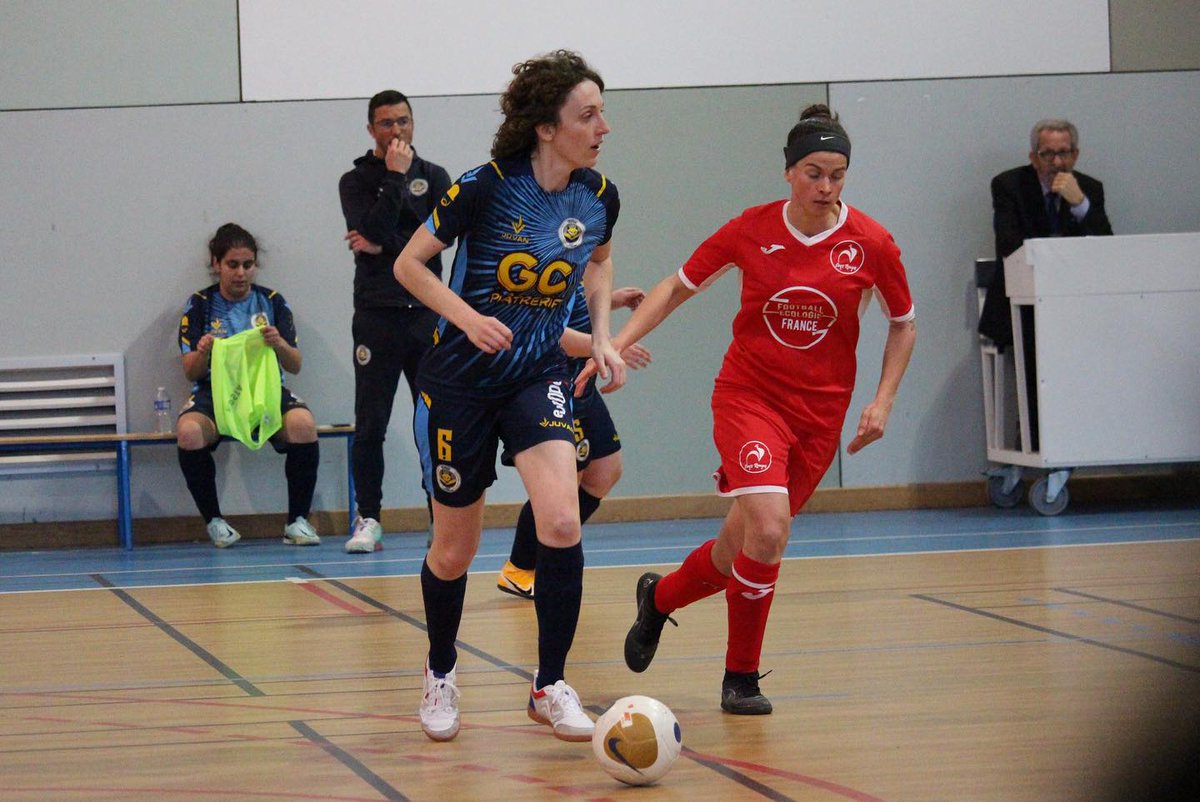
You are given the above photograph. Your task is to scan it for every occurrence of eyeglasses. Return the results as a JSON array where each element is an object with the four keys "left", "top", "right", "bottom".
[
  {"left": 373, "top": 117, "right": 410, "bottom": 129},
  {"left": 1036, "top": 148, "right": 1076, "bottom": 161}
]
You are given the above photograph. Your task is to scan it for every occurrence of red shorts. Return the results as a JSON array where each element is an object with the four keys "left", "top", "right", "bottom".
[{"left": 710, "top": 390, "right": 840, "bottom": 516}]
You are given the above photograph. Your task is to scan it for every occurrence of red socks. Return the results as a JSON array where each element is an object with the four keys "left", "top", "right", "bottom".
[
  {"left": 653, "top": 541, "right": 781, "bottom": 674},
  {"left": 725, "top": 552, "right": 779, "bottom": 674},
  {"left": 654, "top": 539, "right": 728, "bottom": 613}
]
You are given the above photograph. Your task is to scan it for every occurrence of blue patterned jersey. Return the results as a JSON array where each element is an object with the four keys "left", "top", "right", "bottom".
[
  {"left": 420, "top": 156, "right": 619, "bottom": 396},
  {"left": 178, "top": 283, "right": 295, "bottom": 393},
  {"left": 563, "top": 285, "right": 602, "bottom": 399}
]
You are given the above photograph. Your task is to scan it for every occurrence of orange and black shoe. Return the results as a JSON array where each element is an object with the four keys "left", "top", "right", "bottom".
[{"left": 497, "top": 560, "right": 535, "bottom": 599}]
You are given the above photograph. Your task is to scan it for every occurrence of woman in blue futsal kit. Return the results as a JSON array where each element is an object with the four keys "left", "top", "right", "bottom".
[{"left": 393, "top": 50, "right": 625, "bottom": 743}]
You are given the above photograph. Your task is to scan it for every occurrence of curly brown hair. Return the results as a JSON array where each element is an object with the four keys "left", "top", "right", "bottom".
[{"left": 491, "top": 50, "right": 604, "bottom": 160}]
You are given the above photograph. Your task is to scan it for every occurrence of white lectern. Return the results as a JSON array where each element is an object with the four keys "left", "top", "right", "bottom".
[{"left": 980, "top": 233, "right": 1200, "bottom": 513}]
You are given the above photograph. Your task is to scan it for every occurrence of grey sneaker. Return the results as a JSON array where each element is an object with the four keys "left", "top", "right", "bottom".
[
  {"left": 720, "top": 669, "right": 773, "bottom": 715},
  {"left": 345, "top": 516, "right": 383, "bottom": 553},
  {"left": 206, "top": 517, "right": 241, "bottom": 549},
  {"left": 283, "top": 516, "right": 320, "bottom": 546}
]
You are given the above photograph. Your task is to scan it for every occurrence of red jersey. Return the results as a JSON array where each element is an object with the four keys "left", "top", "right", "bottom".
[{"left": 680, "top": 199, "right": 914, "bottom": 431}]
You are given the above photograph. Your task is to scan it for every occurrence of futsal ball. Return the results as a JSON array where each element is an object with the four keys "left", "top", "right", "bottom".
[{"left": 592, "top": 695, "right": 682, "bottom": 786}]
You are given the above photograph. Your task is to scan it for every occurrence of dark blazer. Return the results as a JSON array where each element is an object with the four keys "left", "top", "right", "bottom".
[{"left": 978, "top": 164, "right": 1113, "bottom": 346}]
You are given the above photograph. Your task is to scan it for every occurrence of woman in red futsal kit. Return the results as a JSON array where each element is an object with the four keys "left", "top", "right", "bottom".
[{"left": 586, "top": 104, "right": 917, "bottom": 714}]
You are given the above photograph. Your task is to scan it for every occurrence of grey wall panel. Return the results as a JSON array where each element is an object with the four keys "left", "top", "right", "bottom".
[
  {"left": 1111, "top": 0, "right": 1200, "bottom": 72},
  {"left": 830, "top": 71, "right": 1200, "bottom": 488},
  {"left": 0, "top": 0, "right": 239, "bottom": 110},
  {"left": 239, "top": 0, "right": 1110, "bottom": 100}
]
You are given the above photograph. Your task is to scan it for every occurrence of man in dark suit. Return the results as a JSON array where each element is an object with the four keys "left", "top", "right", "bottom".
[{"left": 978, "top": 118, "right": 1113, "bottom": 448}]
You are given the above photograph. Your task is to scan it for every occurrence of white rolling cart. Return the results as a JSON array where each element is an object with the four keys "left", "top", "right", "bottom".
[{"left": 978, "top": 233, "right": 1200, "bottom": 514}]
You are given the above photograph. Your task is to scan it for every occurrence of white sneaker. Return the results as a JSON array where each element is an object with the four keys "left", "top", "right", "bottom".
[
  {"left": 346, "top": 516, "right": 383, "bottom": 553},
  {"left": 527, "top": 674, "right": 594, "bottom": 742},
  {"left": 206, "top": 517, "right": 241, "bottom": 549},
  {"left": 420, "top": 661, "right": 460, "bottom": 742},
  {"left": 283, "top": 516, "right": 320, "bottom": 546}
]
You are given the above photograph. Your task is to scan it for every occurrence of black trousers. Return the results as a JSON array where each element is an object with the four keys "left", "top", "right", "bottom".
[{"left": 351, "top": 306, "right": 438, "bottom": 519}]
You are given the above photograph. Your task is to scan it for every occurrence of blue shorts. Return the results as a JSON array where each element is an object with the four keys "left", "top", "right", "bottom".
[
  {"left": 500, "top": 387, "right": 621, "bottom": 471},
  {"left": 415, "top": 377, "right": 576, "bottom": 507},
  {"left": 179, "top": 385, "right": 309, "bottom": 453}
]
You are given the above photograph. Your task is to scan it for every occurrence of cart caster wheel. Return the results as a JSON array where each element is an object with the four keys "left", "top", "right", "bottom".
[
  {"left": 987, "top": 474, "right": 1024, "bottom": 508},
  {"left": 1029, "top": 476, "right": 1069, "bottom": 516}
]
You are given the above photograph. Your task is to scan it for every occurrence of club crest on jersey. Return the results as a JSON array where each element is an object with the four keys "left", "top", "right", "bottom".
[
  {"left": 830, "top": 240, "right": 865, "bottom": 275},
  {"left": 252, "top": 313, "right": 269, "bottom": 328},
  {"left": 576, "top": 438, "right": 591, "bottom": 463},
  {"left": 355, "top": 344, "right": 371, "bottom": 366},
  {"left": 558, "top": 218, "right": 586, "bottom": 249},
  {"left": 408, "top": 178, "right": 429, "bottom": 197},
  {"left": 436, "top": 464, "right": 462, "bottom": 493},
  {"left": 739, "top": 440, "right": 772, "bottom": 474},
  {"left": 761, "top": 286, "right": 838, "bottom": 350}
]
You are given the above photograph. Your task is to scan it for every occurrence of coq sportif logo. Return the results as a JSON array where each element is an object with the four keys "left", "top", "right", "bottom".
[{"left": 739, "top": 440, "right": 771, "bottom": 474}]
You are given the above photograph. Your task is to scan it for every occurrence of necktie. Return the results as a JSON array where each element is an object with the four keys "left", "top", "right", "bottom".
[{"left": 1045, "top": 193, "right": 1060, "bottom": 234}]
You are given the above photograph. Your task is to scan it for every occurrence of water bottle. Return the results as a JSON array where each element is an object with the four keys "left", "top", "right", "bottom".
[{"left": 154, "top": 387, "right": 172, "bottom": 434}]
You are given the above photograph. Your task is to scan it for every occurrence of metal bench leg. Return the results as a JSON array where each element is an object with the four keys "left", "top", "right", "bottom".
[{"left": 117, "top": 441, "right": 133, "bottom": 550}]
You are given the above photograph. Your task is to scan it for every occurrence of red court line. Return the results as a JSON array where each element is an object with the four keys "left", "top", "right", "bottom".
[{"left": 293, "top": 581, "right": 372, "bottom": 615}]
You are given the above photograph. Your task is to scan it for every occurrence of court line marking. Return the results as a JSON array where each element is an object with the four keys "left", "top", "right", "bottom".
[
  {"left": 1051, "top": 587, "right": 1200, "bottom": 625},
  {"left": 289, "top": 720, "right": 409, "bottom": 802},
  {"left": 89, "top": 573, "right": 266, "bottom": 696},
  {"left": 687, "top": 746, "right": 889, "bottom": 802},
  {"left": 912, "top": 593, "right": 1200, "bottom": 673}
]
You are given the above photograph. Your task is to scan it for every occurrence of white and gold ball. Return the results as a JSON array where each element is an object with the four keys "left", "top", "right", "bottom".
[{"left": 592, "top": 695, "right": 682, "bottom": 786}]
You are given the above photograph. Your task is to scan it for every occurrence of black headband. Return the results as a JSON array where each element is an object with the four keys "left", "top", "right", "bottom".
[{"left": 784, "top": 131, "right": 851, "bottom": 168}]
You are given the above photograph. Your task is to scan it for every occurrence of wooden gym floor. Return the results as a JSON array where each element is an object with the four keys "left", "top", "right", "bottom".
[{"left": 1, "top": 502, "right": 1198, "bottom": 801}]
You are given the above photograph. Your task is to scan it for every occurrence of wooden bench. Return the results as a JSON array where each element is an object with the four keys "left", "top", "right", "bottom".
[{"left": 0, "top": 425, "right": 356, "bottom": 550}]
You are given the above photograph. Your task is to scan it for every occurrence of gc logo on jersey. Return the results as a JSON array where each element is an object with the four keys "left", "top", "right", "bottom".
[
  {"left": 355, "top": 344, "right": 371, "bottom": 366},
  {"left": 761, "top": 286, "right": 838, "bottom": 350},
  {"left": 252, "top": 312, "right": 269, "bottom": 328},
  {"left": 436, "top": 464, "right": 462, "bottom": 493},
  {"left": 409, "top": 178, "right": 429, "bottom": 197},
  {"left": 492, "top": 253, "right": 572, "bottom": 308},
  {"left": 739, "top": 441, "right": 772, "bottom": 474},
  {"left": 558, "top": 218, "right": 586, "bottom": 249},
  {"left": 830, "top": 240, "right": 865, "bottom": 275}
]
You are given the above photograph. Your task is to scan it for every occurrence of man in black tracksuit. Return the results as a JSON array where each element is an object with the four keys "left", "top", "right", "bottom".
[{"left": 339, "top": 90, "right": 451, "bottom": 553}]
